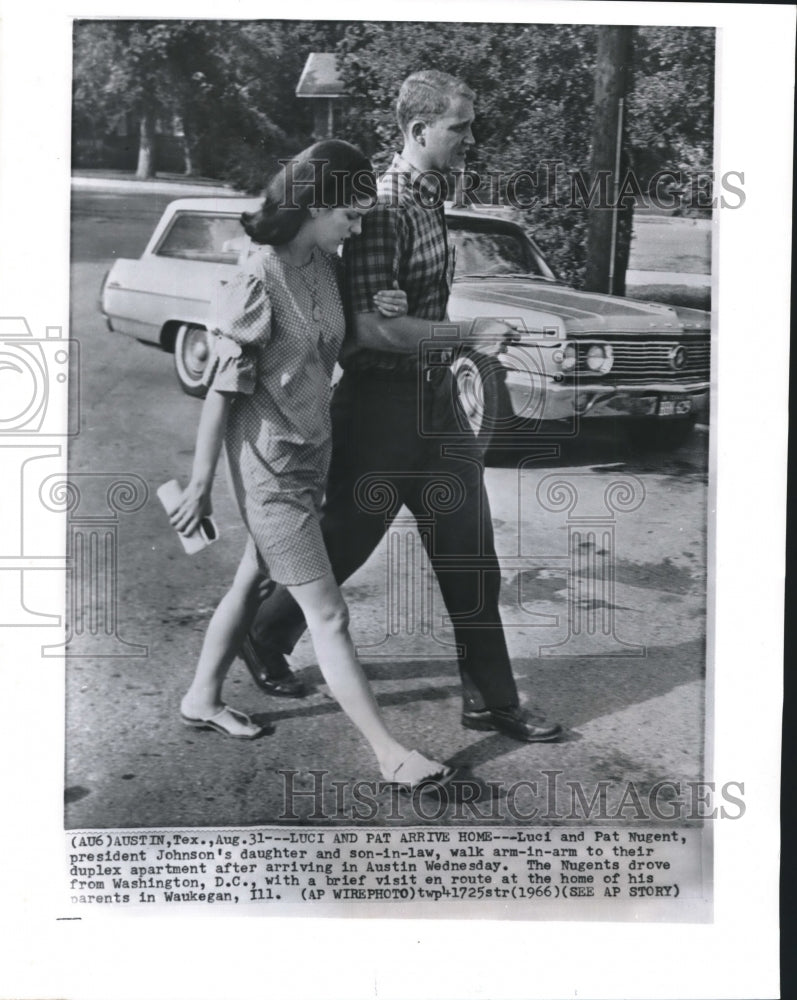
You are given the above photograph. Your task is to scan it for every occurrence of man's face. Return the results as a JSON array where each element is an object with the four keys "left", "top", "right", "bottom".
[{"left": 420, "top": 95, "right": 475, "bottom": 173}]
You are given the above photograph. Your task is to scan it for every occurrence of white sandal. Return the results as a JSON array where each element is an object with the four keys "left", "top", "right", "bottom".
[
  {"left": 383, "top": 750, "right": 455, "bottom": 793},
  {"left": 180, "top": 704, "right": 265, "bottom": 740}
]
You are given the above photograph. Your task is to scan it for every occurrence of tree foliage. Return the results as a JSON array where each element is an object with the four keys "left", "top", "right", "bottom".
[
  {"left": 73, "top": 22, "right": 224, "bottom": 176},
  {"left": 72, "top": 19, "right": 715, "bottom": 282},
  {"left": 627, "top": 27, "right": 715, "bottom": 193},
  {"left": 335, "top": 22, "right": 535, "bottom": 166},
  {"left": 73, "top": 20, "right": 344, "bottom": 183}
]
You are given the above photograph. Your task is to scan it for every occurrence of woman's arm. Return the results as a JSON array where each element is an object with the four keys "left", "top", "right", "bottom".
[{"left": 169, "top": 388, "right": 231, "bottom": 537}]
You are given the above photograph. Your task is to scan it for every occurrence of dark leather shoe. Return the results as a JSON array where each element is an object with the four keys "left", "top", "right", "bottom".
[
  {"left": 240, "top": 636, "right": 307, "bottom": 698},
  {"left": 462, "top": 706, "right": 562, "bottom": 743}
]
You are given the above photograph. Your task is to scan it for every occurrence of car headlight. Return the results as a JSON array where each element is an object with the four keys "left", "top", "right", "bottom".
[
  {"left": 555, "top": 343, "right": 577, "bottom": 372},
  {"left": 585, "top": 343, "right": 613, "bottom": 374}
]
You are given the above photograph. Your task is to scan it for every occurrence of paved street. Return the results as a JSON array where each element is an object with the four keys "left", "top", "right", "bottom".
[{"left": 64, "top": 185, "right": 709, "bottom": 829}]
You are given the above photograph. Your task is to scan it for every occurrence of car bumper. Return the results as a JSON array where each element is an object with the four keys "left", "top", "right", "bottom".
[{"left": 504, "top": 370, "right": 710, "bottom": 424}]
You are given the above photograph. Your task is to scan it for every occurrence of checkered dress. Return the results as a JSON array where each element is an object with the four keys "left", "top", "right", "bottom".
[
  {"left": 343, "top": 153, "right": 455, "bottom": 370},
  {"left": 203, "top": 246, "right": 345, "bottom": 585}
]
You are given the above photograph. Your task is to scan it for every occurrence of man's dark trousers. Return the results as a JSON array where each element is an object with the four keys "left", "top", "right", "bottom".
[{"left": 248, "top": 365, "right": 520, "bottom": 712}]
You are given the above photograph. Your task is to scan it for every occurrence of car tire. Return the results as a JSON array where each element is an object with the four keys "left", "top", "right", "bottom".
[
  {"left": 174, "top": 323, "right": 211, "bottom": 397},
  {"left": 451, "top": 353, "right": 512, "bottom": 453},
  {"left": 627, "top": 416, "right": 697, "bottom": 451}
]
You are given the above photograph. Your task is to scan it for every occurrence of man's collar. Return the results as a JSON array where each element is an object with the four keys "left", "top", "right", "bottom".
[{"left": 382, "top": 152, "right": 447, "bottom": 206}]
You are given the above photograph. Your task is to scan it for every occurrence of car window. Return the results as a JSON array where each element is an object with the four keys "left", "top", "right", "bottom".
[
  {"left": 155, "top": 212, "right": 244, "bottom": 263},
  {"left": 447, "top": 217, "right": 554, "bottom": 278}
]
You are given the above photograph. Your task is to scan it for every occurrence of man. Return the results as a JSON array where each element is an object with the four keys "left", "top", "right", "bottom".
[{"left": 242, "top": 70, "right": 561, "bottom": 743}]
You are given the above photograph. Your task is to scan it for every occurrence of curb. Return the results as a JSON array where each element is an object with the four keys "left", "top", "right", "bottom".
[
  {"left": 626, "top": 269, "right": 711, "bottom": 286},
  {"left": 633, "top": 215, "right": 713, "bottom": 231}
]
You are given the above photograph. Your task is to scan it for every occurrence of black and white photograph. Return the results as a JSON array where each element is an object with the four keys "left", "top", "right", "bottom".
[
  {"left": 64, "top": 17, "right": 718, "bottom": 832},
  {"left": 0, "top": 2, "right": 790, "bottom": 998}
]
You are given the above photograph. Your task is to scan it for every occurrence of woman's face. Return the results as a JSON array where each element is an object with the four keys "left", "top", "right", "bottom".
[{"left": 312, "top": 203, "right": 371, "bottom": 253}]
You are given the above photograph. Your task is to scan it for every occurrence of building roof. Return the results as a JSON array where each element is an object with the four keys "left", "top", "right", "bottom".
[{"left": 295, "top": 52, "right": 345, "bottom": 99}]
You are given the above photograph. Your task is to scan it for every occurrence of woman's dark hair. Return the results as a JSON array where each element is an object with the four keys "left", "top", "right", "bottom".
[{"left": 242, "top": 140, "right": 376, "bottom": 246}]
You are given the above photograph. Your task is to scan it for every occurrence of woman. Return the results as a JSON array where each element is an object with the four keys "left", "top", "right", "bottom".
[{"left": 169, "top": 140, "right": 451, "bottom": 792}]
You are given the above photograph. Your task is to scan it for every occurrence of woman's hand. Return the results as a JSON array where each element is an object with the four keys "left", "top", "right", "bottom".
[
  {"left": 169, "top": 480, "right": 212, "bottom": 538},
  {"left": 373, "top": 286, "right": 408, "bottom": 318}
]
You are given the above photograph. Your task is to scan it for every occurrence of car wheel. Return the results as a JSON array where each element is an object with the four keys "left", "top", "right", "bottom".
[
  {"left": 451, "top": 353, "right": 511, "bottom": 451},
  {"left": 627, "top": 416, "right": 697, "bottom": 451},
  {"left": 174, "top": 324, "right": 211, "bottom": 397}
]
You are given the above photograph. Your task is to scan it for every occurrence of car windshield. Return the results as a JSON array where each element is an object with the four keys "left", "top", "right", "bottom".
[
  {"left": 447, "top": 217, "right": 553, "bottom": 279},
  {"left": 155, "top": 212, "right": 245, "bottom": 264}
]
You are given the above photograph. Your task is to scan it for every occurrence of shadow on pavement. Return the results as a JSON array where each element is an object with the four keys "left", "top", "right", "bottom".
[{"left": 485, "top": 418, "right": 708, "bottom": 478}]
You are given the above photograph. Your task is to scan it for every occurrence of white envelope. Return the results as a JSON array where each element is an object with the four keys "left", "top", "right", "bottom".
[{"left": 156, "top": 478, "right": 219, "bottom": 555}]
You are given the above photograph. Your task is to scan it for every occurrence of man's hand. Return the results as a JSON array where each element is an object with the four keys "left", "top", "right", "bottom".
[
  {"left": 468, "top": 318, "right": 522, "bottom": 357},
  {"left": 169, "top": 480, "right": 212, "bottom": 538}
]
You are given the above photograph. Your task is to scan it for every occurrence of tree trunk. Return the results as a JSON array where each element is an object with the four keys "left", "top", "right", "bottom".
[
  {"left": 182, "top": 134, "right": 195, "bottom": 176},
  {"left": 583, "top": 27, "right": 634, "bottom": 295},
  {"left": 181, "top": 111, "right": 198, "bottom": 176},
  {"left": 135, "top": 111, "right": 156, "bottom": 179}
]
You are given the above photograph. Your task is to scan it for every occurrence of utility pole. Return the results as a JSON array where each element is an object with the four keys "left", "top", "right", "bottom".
[{"left": 584, "top": 26, "right": 634, "bottom": 295}]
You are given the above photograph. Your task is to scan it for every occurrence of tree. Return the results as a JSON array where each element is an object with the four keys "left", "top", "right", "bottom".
[
  {"left": 583, "top": 26, "right": 634, "bottom": 295},
  {"left": 335, "top": 21, "right": 535, "bottom": 168},
  {"left": 199, "top": 21, "right": 346, "bottom": 190},
  {"left": 73, "top": 20, "right": 355, "bottom": 185},
  {"left": 496, "top": 24, "right": 597, "bottom": 285},
  {"left": 73, "top": 21, "right": 220, "bottom": 178},
  {"left": 627, "top": 26, "right": 715, "bottom": 214}
]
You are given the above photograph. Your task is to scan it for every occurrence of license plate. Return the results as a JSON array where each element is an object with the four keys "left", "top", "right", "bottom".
[{"left": 658, "top": 397, "right": 692, "bottom": 417}]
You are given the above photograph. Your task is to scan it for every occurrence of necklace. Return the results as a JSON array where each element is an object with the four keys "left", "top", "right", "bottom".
[{"left": 284, "top": 253, "right": 322, "bottom": 324}]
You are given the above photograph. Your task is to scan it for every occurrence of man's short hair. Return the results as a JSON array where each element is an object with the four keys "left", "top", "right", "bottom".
[{"left": 396, "top": 70, "right": 475, "bottom": 134}]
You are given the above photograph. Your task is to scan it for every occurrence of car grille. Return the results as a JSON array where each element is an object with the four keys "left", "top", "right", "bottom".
[{"left": 576, "top": 339, "right": 710, "bottom": 383}]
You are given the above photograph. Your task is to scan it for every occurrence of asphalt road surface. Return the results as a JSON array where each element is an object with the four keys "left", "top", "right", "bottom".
[{"left": 65, "top": 188, "right": 710, "bottom": 829}]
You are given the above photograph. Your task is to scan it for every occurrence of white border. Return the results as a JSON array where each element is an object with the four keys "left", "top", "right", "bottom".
[{"left": 0, "top": 3, "right": 791, "bottom": 998}]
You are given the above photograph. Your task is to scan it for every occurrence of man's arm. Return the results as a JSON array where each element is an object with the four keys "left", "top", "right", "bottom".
[
  {"left": 344, "top": 199, "right": 443, "bottom": 357},
  {"left": 353, "top": 311, "right": 520, "bottom": 356},
  {"left": 345, "top": 199, "right": 519, "bottom": 356},
  {"left": 353, "top": 311, "right": 440, "bottom": 353}
]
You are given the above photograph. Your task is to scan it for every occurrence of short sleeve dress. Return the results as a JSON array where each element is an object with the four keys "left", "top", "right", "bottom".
[{"left": 203, "top": 246, "right": 345, "bottom": 586}]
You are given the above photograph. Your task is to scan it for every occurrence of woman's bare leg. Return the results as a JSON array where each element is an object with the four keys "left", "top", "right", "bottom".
[
  {"left": 180, "top": 538, "right": 263, "bottom": 736},
  {"left": 287, "top": 572, "right": 446, "bottom": 782}
]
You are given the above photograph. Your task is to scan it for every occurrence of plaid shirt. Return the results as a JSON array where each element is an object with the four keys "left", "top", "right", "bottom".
[{"left": 342, "top": 153, "right": 455, "bottom": 369}]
